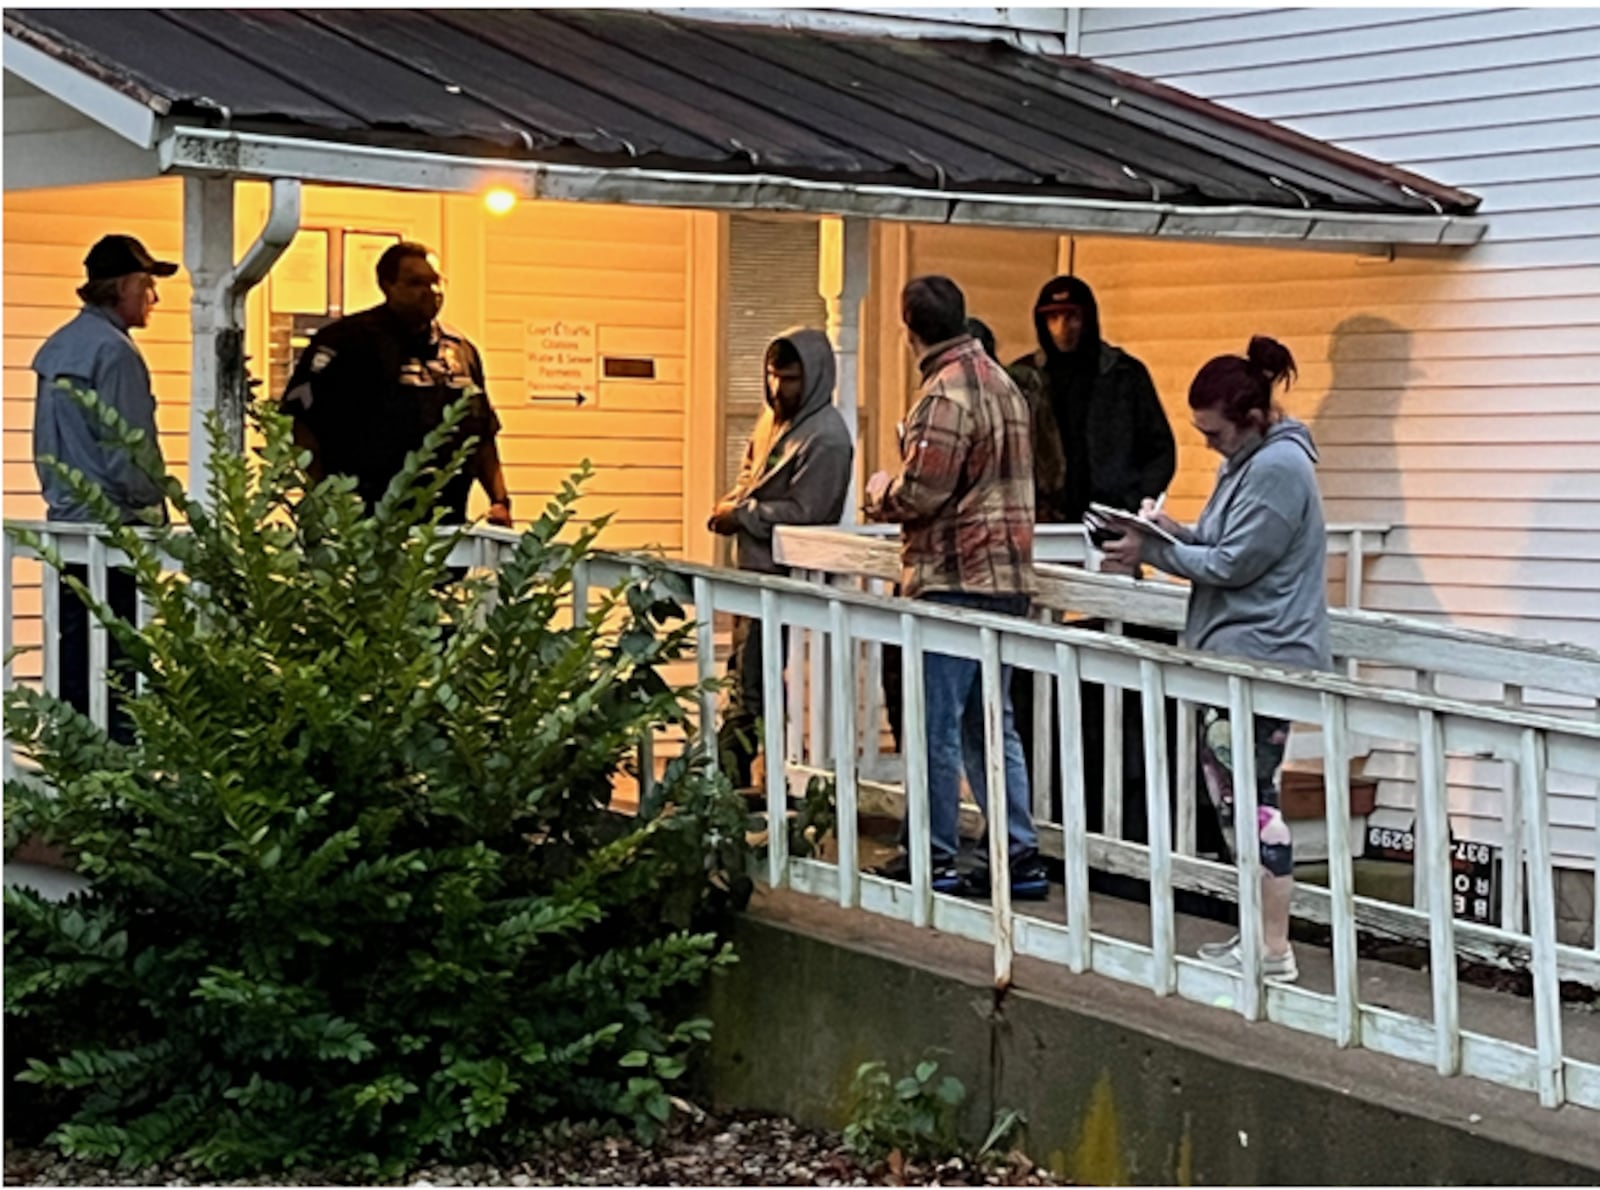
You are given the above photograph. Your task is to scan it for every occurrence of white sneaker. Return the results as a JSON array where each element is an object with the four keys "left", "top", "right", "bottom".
[
  {"left": 1202, "top": 941, "right": 1298, "bottom": 983},
  {"left": 1197, "top": 934, "right": 1240, "bottom": 961}
]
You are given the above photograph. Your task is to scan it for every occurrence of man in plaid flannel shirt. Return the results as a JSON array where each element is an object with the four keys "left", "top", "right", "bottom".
[{"left": 863, "top": 275, "right": 1048, "bottom": 900}]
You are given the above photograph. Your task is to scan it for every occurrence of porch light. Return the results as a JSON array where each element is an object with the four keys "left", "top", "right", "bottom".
[{"left": 484, "top": 187, "right": 517, "bottom": 216}]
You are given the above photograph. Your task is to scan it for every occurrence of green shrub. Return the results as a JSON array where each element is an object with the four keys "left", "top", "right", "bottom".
[
  {"left": 4, "top": 390, "right": 749, "bottom": 1178},
  {"left": 841, "top": 1056, "right": 966, "bottom": 1162},
  {"left": 842, "top": 1054, "right": 1025, "bottom": 1169}
]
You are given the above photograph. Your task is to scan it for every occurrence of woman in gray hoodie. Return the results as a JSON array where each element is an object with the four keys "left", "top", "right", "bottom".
[{"left": 1104, "top": 336, "right": 1328, "bottom": 984}]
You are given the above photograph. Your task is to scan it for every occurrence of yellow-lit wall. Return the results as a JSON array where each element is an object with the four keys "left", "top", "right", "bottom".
[
  {"left": 3, "top": 179, "right": 718, "bottom": 675},
  {"left": 4, "top": 181, "right": 709, "bottom": 549},
  {"left": 5, "top": 180, "right": 195, "bottom": 512}
]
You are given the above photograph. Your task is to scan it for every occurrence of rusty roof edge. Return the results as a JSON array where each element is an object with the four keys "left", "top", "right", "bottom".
[
  {"left": 159, "top": 126, "right": 1488, "bottom": 248},
  {"left": 1056, "top": 53, "right": 1483, "bottom": 215},
  {"left": 3, "top": 14, "right": 172, "bottom": 116}
]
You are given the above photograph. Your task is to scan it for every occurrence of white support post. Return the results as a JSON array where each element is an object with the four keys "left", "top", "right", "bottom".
[
  {"left": 1416, "top": 708, "right": 1462, "bottom": 1076},
  {"left": 1518, "top": 728, "right": 1566, "bottom": 1107},
  {"left": 693, "top": 577, "right": 718, "bottom": 769},
  {"left": 1500, "top": 684, "right": 1526, "bottom": 933},
  {"left": 1175, "top": 699, "right": 1197, "bottom": 856},
  {"left": 572, "top": 561, "right": 589, "bottom": 630},
  {"left": 185, "top": 175, "right": 300, "bottom": 504},
  {"left": 1346, "top": 530, "right": 1365, "bottom": 680},
  {"left": 820, "top": 215, "right": 869, "bottom": 524},
  {"left": 1229, "top": 678, "right": 1264, "bottom": 1019},
  {"left": 1104, "top": 620, "right": 1124, "bottom": 840},
  {"left": 830, "top": 599, "right": 860, "bottom": 909},
  {"left": 1321, "top": 693, "right": 1361, "bottom": 1048},
  {"left": 1142, "top": 660, "right": 1176, "bottom": 997},
  {"left": 41, "top": 534, "right": 59, "bottom": 699},
  {"left": 786, "top": 613, "right": 805, "bottom": 771},
  {"left": 861, "top": 578, "right": 885, "bottom": 781},
  {"left": 184, "top": 175, "right": 235, "bottom": 503},
  {"left": 1032, "top": 610, "right": 1053, "bottom": 826},
  {"left": 1056, "top": 644, "right": 1091, "bottom": 974},
  {"left": 761, "top": 589, "right": 789, "bottom": 888},
  {"left": 982, "top": 627, "right": 1014, "bottom": 990},
  {"left": 87, "top": 533, "right": 109, "bottom": 732},
  {"left": 808, "top": 571, "right": 829, "bottom": 764},
  {"left": 901, "top": 613, "right": 932, "bottom": 928}
]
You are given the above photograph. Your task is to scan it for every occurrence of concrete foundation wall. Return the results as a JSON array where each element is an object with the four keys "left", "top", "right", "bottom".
[{"left": 703, "top": 893, "right": 1600, "bottom": 1185}]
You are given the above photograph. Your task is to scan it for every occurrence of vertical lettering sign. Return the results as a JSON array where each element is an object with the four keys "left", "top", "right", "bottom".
[
  {"left": 1365, "top": 820, "right": 1500, "bottom": 926},
  {"left": 526, "top": 319, "right": 597, "bottom": 407},
  {"left": 1450, "top": 839, "right": 1499, "bottom": 926}
]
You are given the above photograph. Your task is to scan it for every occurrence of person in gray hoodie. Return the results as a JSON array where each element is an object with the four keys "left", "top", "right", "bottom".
[
  {"left": 708, "top": 328, "right": 853, "bottom": 787},
  {"left": 1104, "top": 335, "right": 1329, "bottom": 984},
  {"left": 31, "top": 234, "right": 177, "bottom": 741}
]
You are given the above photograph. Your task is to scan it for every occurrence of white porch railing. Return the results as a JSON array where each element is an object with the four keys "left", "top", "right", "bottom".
[
  {"left": 582, "top": 550, "right": 1600, "bottom": 1112},
  {"left": 776, "top": 526, "right": 1600, "bottom": 955},
  {"left": 845, "top": 520, "right": 1393, "bottom": 614},
  {"left": 6, "top": 520, "right": 1599, "bottom": 1113}
]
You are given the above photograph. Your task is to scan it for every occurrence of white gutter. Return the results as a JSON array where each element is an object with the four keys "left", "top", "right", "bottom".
[
  {"left": 3, "top": 33, "right": 160, "bottom": 148},
  {"left": 228, "top": 177, "right": 301, "bottom": 317},
  {"left": 159, "top": 126, "right": 1487, "bottom": 248}
]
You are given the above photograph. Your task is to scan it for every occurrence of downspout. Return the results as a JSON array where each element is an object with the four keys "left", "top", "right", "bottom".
[
  {"left": 231, "top": 178, "right": 302, "bottom": 312},
  {"left": 186, "top": 177, "right": 301, "bottom": 502}
]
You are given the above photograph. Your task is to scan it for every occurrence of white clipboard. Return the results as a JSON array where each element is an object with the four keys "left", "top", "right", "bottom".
[{"left": 1087, "top": 502, "right": 1183, "bottom": 547}]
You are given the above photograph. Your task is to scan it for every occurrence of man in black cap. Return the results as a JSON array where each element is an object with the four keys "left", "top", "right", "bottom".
[
  {"left": 280, "top": 242, "right": 511, "bottom": 529},
  {"left": 31, "top": 234, "right": 178, "bottom": 737}
]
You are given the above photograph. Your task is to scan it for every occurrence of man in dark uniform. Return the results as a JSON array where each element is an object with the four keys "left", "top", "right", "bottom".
[{"left": 281, "top": 242, "right": 512, "bottom": 527}]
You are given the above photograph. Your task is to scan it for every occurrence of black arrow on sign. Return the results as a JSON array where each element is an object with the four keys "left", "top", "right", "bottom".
[{"left": 529, "top": 392, "right": 588, "bottom": 406}]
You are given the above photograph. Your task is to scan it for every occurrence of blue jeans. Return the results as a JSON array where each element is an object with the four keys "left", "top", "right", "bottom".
[{"left": 918, "top": 592, "right": 1038, "bottom": 863}]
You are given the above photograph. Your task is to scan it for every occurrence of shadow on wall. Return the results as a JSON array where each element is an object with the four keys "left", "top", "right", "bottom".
[{"left": 1306, "top": 313, "right": 1444, "bottom": 627}]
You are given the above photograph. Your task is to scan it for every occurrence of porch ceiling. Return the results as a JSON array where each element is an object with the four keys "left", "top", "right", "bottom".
[{"left": 4, "top": 8, "right": 1484, "bottom": 244}]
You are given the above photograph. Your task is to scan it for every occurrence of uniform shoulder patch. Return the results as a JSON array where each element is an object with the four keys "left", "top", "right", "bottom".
[{"left": 308, "top": 347, "right": 336, "bottom": 374}]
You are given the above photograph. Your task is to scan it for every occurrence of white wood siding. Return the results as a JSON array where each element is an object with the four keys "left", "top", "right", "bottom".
[
  {"left": 1075, "top": 6, "right": 1600, "bottom": 646},
  {"left": 1079, "top": 7, "right": 1600, "bottom": 866}
]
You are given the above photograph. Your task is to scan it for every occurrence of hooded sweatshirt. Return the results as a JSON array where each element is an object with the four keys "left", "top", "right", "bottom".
[
  {"left": 726, "top": 328, "right": 854, "bottom": 574},
  {"left": 1145, "top": 418, "right": 1332, "bottom": 672},
  {"left": 1007, "top": 276, "right": 1175, "bottom": 522}
]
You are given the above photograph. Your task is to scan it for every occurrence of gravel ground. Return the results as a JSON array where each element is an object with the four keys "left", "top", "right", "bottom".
[{"left": 5, "top": 1111, "right": 1067, "bottom": 1187}]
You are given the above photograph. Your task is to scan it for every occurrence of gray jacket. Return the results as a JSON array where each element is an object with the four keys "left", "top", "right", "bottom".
[
  {"left": 32, "top": 305, "right": 166, "bottom": 523},
  {"left": 1147, "top": 418, "right": 1332, "bottom": 672},
  {"left": 725, "top": 328, "right": 854, "bottom": 574}
]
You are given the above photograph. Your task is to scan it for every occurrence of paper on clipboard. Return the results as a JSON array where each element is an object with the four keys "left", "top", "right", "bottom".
[{"left": 1087, "top": 501, "right": 1183, "bottom": 547}]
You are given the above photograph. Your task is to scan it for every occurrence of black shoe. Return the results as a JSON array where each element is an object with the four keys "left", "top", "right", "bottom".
[
  {"left": 962, "top": 852, "right": 1051, "bottom": 902},
  {"left": 871, "top": 852, "right": 964, "bottom": 894}
]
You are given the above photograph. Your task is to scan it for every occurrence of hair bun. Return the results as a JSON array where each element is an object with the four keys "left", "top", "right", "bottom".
[{"left": 1246, "top": 335, "right": 1297, "bottom": 389}]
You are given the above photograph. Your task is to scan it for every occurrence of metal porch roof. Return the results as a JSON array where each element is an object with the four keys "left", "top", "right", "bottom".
[{"left": 4, "top": 7, "right": 1481, "bottom": 223}]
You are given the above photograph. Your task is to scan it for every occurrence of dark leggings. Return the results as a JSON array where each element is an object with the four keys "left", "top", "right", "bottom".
[{"left": 1198, "top": 710, "right": 1293, "bottom": 878}]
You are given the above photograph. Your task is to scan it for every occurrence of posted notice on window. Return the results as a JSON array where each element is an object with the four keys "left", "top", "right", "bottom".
[{"left": 527, "top": 319, "right": 597, "bottom": 403}]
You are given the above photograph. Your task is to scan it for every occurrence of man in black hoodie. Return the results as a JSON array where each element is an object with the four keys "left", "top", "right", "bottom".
[
  {"left": 1007, "top": 275, "right": 1175, "bottom": 544},
  {"left": 1008, "top": 276, "right": 1182, "bottom": 851}
]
